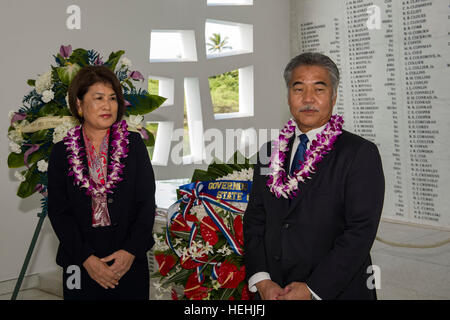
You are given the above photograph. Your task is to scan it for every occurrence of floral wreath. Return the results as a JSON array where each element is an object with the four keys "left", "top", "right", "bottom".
[
  {"left": 152, "top": 153, "right": 255, "bottom": 300},
  {"left": 7, "top": 45, "right": 165, "bottom": 199},
  {"left": 266, "top": 114, "right": 344, "bottom": 199}
]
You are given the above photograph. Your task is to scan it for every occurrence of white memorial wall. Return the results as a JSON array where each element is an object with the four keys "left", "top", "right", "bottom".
[{"left": 291, "top": 0, "right": 450, "bottom": 229}]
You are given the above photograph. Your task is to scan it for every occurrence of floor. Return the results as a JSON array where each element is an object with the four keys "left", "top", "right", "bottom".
[
  {"left": 1, "top": 220, "right": 448, "bottom": 300},
  {"left": 0, "top": 288, "right": 61, "bottom": 300}
]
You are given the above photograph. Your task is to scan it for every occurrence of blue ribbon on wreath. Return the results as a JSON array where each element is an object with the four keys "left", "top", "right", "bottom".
[{"left": 165, "top": 180, "right": 251, "bottom": 276}]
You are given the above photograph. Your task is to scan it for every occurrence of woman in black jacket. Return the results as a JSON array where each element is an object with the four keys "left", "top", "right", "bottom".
[{"left": 47, "top": 65, "right": 156, "bottom": 300}]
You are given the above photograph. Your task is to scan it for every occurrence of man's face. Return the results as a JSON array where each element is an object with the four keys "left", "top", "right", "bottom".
[{"left": 288, "top": 65, "right": 337, "bottom": 133}]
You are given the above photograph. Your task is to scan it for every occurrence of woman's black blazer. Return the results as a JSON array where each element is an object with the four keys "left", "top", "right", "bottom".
[{"left": 47, "top": 131, "right": 156, "bottom": 267}]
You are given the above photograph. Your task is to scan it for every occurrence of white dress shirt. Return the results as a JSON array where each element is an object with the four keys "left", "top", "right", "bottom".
[{"left": 247, "top": 122, "right": 328, "bottom": 300}]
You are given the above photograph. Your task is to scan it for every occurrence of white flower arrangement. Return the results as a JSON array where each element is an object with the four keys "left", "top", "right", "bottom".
[
  {"left": 153, "top": 234, "right": 170, "bottom": 251},
  {"left": 7, "top": 45, "right": 165, "bottom": 200},
  {"left": 35, "top": 70, "right": 53, "bottom": 94},
  {"left": 52, "top": 118, "right": 78, "bottom": 143},
  {"left": 37, "top": 160, "right": 48, "bottom": 173},
  {"left": 9, "top": 142, "right": 22, "bottom": 154},
  {"left": 14, "top": 171, "right": 26, "bottom": 182},
  {"left": 41, "top": 90, "right": 55, "bottom": 103},
  {"left": 121, "top": 57, "right": 132, "bottom": 68}
]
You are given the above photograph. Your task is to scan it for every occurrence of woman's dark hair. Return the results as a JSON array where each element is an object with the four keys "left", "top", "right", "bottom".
[{"left": 68, "top": 65, "right": 126, "bottom": 123}]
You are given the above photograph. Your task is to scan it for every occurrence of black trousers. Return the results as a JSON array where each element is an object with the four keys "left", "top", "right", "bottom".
[{"left": 62, "top": 225, "right": 149, "bottom": 300}]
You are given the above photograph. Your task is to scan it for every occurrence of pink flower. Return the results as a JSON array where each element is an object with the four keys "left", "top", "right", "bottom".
[
  {"left": 59, "top": 45, "right": 72, "bottom": 58},
  {"left": 129, "top": 71, "right": 144, "bottom": 81}
]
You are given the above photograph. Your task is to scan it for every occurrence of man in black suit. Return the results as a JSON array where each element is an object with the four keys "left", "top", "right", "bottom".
[{"left": 243, "top": 52, "right": 385, "bottom": 300}]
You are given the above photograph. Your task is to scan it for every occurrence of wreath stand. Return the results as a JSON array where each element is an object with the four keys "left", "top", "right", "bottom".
[{"left": 11, "top": 199, "right": 47, "bottom": 300}]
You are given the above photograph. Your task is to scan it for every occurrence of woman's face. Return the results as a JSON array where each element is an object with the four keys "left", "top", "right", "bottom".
[{"left": 77, "top": 82, "right": 118, "bottom": 131}]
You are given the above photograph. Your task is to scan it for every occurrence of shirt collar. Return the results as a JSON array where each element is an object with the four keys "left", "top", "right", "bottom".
[{"left": 295, "top": 122, "right": 328, "bottom": 142}]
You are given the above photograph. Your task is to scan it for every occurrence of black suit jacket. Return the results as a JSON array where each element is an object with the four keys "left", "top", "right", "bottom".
[
  {"left": 243, "top": 130, "right": 385, "bottom": 300},
  {"left": 47, "top": 131, "right": 156, "bottom": 268}
]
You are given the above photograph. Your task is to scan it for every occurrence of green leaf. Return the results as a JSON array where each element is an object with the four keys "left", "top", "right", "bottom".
[
  {"left": 17, "top": 164, "right": 40, "bottom": 198},
  {"left": 8, "top": 153, "right": 25, "bottom": 168},
  {"left": 161, "top": 268, "right": 192, "bottom": 287},
  {"left": 207, "top": 166, "right": 228, "bottom": 178},
  {"left": 57, "top": 107, "right": 72, "bottom": 116},
  {"left": 143, "top": 130, "right": 155, "bottom": 147},
  {"left": 191, "top": 169, "right": 215, "bottom": 183},
  {"left": 56, "top": 63, "right": 81, "bottom": 85},
  {"left": 30, "top": 130, "right": 48, "bottom": 144},
  {"left": 219, "top": 288, "right": 236, "bottom": 300},
  {"left": 124, "top": 93, "right": 166, "bottom": 116},
  {"left": 104, "top": 50, "right": 125, "bottom": 71},
  {"left": 8, "top": 147, "right": 46, "bottom": 169},
  {"left": 125, "top": 79, "right": 134, "bottom": 90},
  {"left": 27, "top": 79, "right": 36, "bottom": 86},
  {"left": 38, "top": 101, "right": 59, "bottom": 117},
  {"left": 210, "top": 162, "right": 234, "bottom": 175},
  {"left": 68, "top": 48, "right": 89, "bottom": 67},
  {"left": 172, "top": 231, "right": 192, "bottom": 241}
]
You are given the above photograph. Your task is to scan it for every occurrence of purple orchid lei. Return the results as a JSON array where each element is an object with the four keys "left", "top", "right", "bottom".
[
  {"left": 63, "top": 120, "right": 130, "bottom": 197},
  {"left": 266, "top": 114, "right": 344, "bottom": 199}
]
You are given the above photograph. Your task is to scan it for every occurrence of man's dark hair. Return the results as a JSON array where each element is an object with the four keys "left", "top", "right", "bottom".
[{"left": 284, "top": 52, "right": 340, "bottom": 97}]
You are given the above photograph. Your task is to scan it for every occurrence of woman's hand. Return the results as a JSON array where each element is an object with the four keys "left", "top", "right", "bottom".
[
  {"left": 100, "top": 250, "right": 135, "bottom": 280},
  {"left": 82, "top": 255, "right": 120, "bottom": 289}
]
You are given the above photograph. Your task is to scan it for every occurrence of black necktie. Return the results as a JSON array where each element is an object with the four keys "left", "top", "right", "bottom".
[{"left": 290, "top": 134, "right": 309, "bottom": 176}]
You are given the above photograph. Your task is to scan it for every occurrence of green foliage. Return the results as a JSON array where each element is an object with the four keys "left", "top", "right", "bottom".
[
  {"left": 191, "top": 150, "right": 251, "bottom": 182},
  {"left": 8, "top": 45, "right": 165, "bottom": 199},
  {"left": 207, "top": 33, "right": 232, "bottom": 53},
  {"left": 124, "top": 93, "right": 166, "bottom": 116},
  {"left": 209, "top": 70, "right": 239, "bottom": 114},
  {"left": 104, "top": 50, "right": 125, "bottom": 71},
  {"left": 68, "top": 49, "right": 90, "bottom": 67},
  {"left": 148, "top": 79, "right": 159, "bottom": 95},
  {"left": 17, "top": 163, "right": 40, "bottom": 198},
  {"left": 56, "top": 63, "right": 81, "bottom": 85}
]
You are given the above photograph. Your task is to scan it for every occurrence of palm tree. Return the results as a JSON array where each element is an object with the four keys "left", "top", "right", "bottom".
[{"left": 207, "top": 33, "right": 232, "bottom": 53}]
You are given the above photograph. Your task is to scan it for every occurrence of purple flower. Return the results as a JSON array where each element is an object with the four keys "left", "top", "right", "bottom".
[
  {"left": 59, "top": 45, "right": 72, "bottom": 58},
  {"left": 266, "top": 115, "right": 344, "bottom": 199},
  {"left": 64, "top": 120, "right": 129, "bottom": 198},
  {"left": 10, "top": 112, "right": 27, "bottom": 125},
  {"left": 139, "top": 128, "right": 149, "bottom": 140},
  {"left": 129, "top": 71, "right": 144, "bottom": 81}
]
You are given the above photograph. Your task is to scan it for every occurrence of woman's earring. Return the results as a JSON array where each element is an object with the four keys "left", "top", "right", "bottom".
[{"left": 78, "top": 110, "right": 83, "bottom": 118}]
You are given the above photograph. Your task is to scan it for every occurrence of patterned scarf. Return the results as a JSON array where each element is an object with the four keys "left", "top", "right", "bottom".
[{"left": 83, "top": 128, "right": 112, "bottom": 227}]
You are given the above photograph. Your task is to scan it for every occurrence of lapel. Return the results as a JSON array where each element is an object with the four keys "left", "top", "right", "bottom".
[
  {"left": 282, "top": 133, "right": 340, "bottom": 219},
  {"left": 79, "top": 127, "right": 90, "bottom": 184},
  {"left": 106, "top": 128, "right": 118, "bottom": 220},
  {"left": 272, "top": 136, "right": 294, "bottom": 221}
]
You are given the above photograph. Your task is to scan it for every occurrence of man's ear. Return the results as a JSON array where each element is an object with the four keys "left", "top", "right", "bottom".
[{"left": 331, "top": 91, "right": 338, "bottom": 107}]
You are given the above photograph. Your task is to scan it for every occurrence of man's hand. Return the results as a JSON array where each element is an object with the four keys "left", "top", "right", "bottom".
[
  {"left": 82, "top": 255, "right": 120, "bottom": 289},
  {"left": 100, "top": 249, "right": 135, "bottom": 280},
  {"left": 276, "top": 282, "right": 312, "bottom": 300},
  {"left": 255, "top": 280, "right": 290, "bottom": 300}
]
